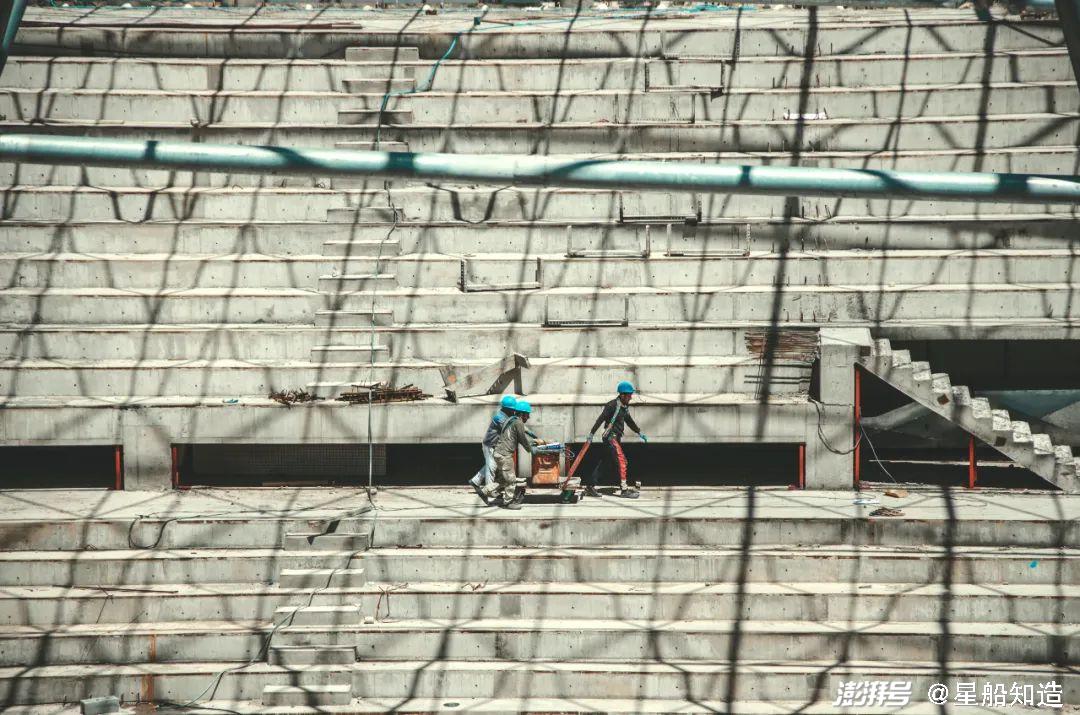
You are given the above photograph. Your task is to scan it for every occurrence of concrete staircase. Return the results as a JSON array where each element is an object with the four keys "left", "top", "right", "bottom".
[
  {"left": 859, "top": 337, "right": 1079, "bottom": 492},
  {"left": 3, "top": 489, "right": 1075, "bottom": 713}
]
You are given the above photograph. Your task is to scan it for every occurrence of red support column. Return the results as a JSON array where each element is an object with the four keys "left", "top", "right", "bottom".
[
  {"left": 113, "top": 446, "right": 123, "bottom": 491},
  {"left": 968, "top": 435, "right": 978, "bottom": 489},
  {"left": 171, "top": 445, "right": 179, "bottom": 489},
  {"left": 853, "top": 366, "right": 862, "bottom": 489}
]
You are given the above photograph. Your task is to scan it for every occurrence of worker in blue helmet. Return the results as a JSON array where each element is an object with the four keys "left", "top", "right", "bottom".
[
  {"left": 468, "top": 394, "right": 519, "bottom": 504},
  {"left": 490, "top": 399, "right": 548, "bottom": 510},
  {"left": 584, "top": 381, "right": 647, "bottom": 499}
]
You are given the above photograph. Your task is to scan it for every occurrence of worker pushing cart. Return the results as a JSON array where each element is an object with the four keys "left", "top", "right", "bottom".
[
  {"left": 583, "top": 381, "right": 647, "bottom": 499},
  {"left": 469, "top": 394, "right": 519, "bottom": 503},
  {"left": 490, "top": 400, "right": 550, "bottom": 510}
]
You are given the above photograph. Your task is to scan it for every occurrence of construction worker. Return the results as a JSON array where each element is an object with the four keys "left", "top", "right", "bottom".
[
  {"left": 469, "top": 394, "right": 518, "bottom": 503},
  {"left": 584, "top": 381, "right": 647, "bottom": 499},
  {"left": 490, "top": 400, "right": 544, "bottom": 510}
]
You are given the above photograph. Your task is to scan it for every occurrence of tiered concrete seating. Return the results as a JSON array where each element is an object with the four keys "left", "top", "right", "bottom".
[
  {"left": 4, "top": 488, "right": 1074, "bottom": 712},
  {"left": 0, "top": 6, "right": 1077, "bottom": 489}
]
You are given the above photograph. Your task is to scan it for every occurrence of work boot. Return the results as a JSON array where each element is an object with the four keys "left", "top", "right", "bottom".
[
  {"left": 499, "top": 493, "right": 523, "bottom": 510},
  {"left": 584, "top": 485, "right": 603, "bottom": 498},
  {"left": 616, "top": 484, "right": 640, "bottom": 499},
  {"left": 469, "top": 480, "right": 490, "bottom": 504},
  {"left": 509, "top": 486, "right": 526, "bottom": 507}
]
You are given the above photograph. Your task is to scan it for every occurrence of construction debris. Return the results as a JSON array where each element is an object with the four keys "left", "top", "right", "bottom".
[
  {"left": 269, "top": 389, "right": 318, "bottom": 407},
  {"left": 884, "top": 488, "right": 910, "bottom": 498},
  {"left": 870, "top": 507, "right": 905, "bottom": 517},
  {"left": 338, "top": 383, "right": 430, "bottom": 405}
]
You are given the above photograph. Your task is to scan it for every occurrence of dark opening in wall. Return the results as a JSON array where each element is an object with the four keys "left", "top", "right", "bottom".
[
  {"left": 175, "top": 443, "right": 802, "bottom": 488},
  {"left": 859, "top": 445, "right": 1050, "bottom": 490},
  {"left": 0, "top": 446, "right": 120, "bottom": 489},
  {"left": 386, "top": 442, "right": 800, "bottom": 487},
  {"left": 176, "top": 444, "right": 387, "bottom": 487}
]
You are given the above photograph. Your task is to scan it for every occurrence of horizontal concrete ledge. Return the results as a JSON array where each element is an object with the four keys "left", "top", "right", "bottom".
[
  {"left": 3, "top": 580, "right": 1076, "bottom": 625},
  {"left": 1, "top": 660, "right": 1075, "bottom": 706}
]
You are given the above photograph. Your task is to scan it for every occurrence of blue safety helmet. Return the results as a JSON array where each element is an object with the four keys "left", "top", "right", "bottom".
[
  {"left": 515, "top": 400, "right": 533, "bottom": 414},
  {"left": 617, "top": 381, "right": 635, "bottom": 395},
  {"left": 500, "top": 395, "right": 518, "bottom": 409}
]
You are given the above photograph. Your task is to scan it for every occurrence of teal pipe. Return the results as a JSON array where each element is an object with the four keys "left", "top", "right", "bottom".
[
  {"left": 0, "top": 0, "right": 27, "bottom": 78},
  {"left": 2, "top": 134, "right": 1080, "bottom": 204}
]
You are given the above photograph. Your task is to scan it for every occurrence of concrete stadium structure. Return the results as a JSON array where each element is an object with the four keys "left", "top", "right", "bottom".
[{"left": 0, "top": 3, "right": 1079, "bottom": 712}]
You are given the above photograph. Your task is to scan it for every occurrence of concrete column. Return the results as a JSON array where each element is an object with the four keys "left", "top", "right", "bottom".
[
  {"left": 803, "top": 328, "right": 872, "bottom": 490},
  {"left": 121, "top": 409, "right": 175, "bottom": 491}
]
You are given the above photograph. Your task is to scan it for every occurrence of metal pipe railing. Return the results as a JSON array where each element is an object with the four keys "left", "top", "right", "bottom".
[
  {"left": 2, "top": 134, "right": 1079, "bottom": 204},
  {"left": 0, "top": 0, "right": 27, "bottom": 78}
]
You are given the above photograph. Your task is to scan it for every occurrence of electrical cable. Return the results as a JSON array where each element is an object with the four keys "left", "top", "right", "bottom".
[{"left": 809, "top": 396, "right": 862, "bottom": 455}]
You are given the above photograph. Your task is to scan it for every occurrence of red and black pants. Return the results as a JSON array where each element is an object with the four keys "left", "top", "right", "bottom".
[{"left": 585, "top": 438, "right": 629, "bottom": 488}]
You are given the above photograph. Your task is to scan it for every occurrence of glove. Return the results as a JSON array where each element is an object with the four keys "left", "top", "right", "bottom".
[{"left": 640, "top": 433, "right": 648, "bottom": 443}]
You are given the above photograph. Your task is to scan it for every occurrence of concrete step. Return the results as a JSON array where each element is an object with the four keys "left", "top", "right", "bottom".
[
  {"left": 0, "top": 324, "right": 407, "bottom": 361},
  {"left": 262, "top": 684, "right": 351, "bottom": 706},
  {"left": 1, "top": 660, "right": 1073, "bottom": 707},
  {"left": 6, "top": 580, "right": 1071, "bottom": 628},
  {"left": 314, "top": 309, "right": 394, "bottom": 327},
  {"left": 2, "top": 211, "right": 1075, "bottom": 256},
  {"left": 304, "top": 323, "right": 778, "bottom": 360},
  {"left": 0, "top": 620, "right": 271, "bottom": 666},
  {"left": 277, "top": 617, "right": 1077, "bottom": 664},
  {"left": 346, "top": 186, "right": 1080, "bottom": 222},
  {"left": 318, "top": 273, "right": 398, "bottom": 292},
  {"left": 4, "top": 283, "right": 1080, "bottom": 325},
  {"left": 0, "top": 186, "right": 349, "bottom": 222},
  {"left": 273, "top": 606, "right": 363, "bottom": 626},
  {"left": 279, "top": 569, "right": 367, "bottom": 589},
  {"left": 343, "top": 659, "right": 1079, "bottom": 702},
  {"left": 139, "top": 696, "right": 1080, "bottom": 715},
  {"left": 0, "top": 319, "right": 1033, "bottom": 366},
  {"left": 310, "top": 251, "right": 1080, "bottom": 290},
  {"left": 305, "top": 355, "right": 809, "bottom": 395},
  {"left": 0, "top": 359, "right": 404, "bottom": 396},
  {"left": 0, "top": 662, "right": 354, "bottom": 704},
  {"left": 1, "top": 489, "right": 1076, "bottom": 551},
  {"left": 358, "top": 545, "right": 1076, "bottom": 584},
  {"left": 6, "top": 111, "right": 1079, "bottom": 156},
  {"left": 345, "top": 47, "right": 420, "bottom": 63},
  {"left": 0, "top": 89, "right": 356, "bottom": 125},
  {"left": 395, "top": 81, "right": 1079, "bottom": 123},
  {"left": 12, "top": 13, "right": 1063, "bottom": 62},
  {"left": 0, "top": 254, "right": 401, "bottom": 290},
  {"left": 342, "top": 78, "right": 415, "bottom": 94},
  {"left": 338, "top": 109, "right": 413, "bottom": 125},
  {"left": 283, "top": 533, "right": 371, "bottom": 551},
  {"left": 349, "top": 581, "right": 1077, "bottom": 623},
  {"left": 0, "top": 584, "right": 372, "bottom": 626},
  {"left": 0, "top": 549, "right": 356, "bottom": 587},
  {"left": 268, "top": 646, "right": 355, "bottom": 666}
]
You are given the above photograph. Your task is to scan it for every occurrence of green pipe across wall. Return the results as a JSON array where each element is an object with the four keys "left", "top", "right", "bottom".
[
  {"left": 0, "top": 0, "right": 27, "bottom": 78},
  {"left": 3, "top": 133, "right": 1080, "bottom": 204}
]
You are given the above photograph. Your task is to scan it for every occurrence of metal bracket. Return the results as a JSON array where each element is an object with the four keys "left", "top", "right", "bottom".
[
  {"left": 543, "top": 295, "right": 630, "bottom": 328},
  {"left": 665, "top": 220, "right": 751, "bottom": 257},
  {"left": 565, "top": 224, "right": 652, "bottom": 258},
  {"left": 618, "top": 192, "right": 701, "bottom": 224},
  {"left": 460, "top": 256, "right": 542, "bottom": 292}
]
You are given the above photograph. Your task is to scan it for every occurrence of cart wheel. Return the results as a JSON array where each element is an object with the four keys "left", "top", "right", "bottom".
[{"left": 561, "top": 490, "right": 580, "bottom": 504}]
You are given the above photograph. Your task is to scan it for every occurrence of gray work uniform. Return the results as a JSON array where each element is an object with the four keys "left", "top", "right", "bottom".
[{"left": 492, "top": 417, "right": 537, "bottom": 502}]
